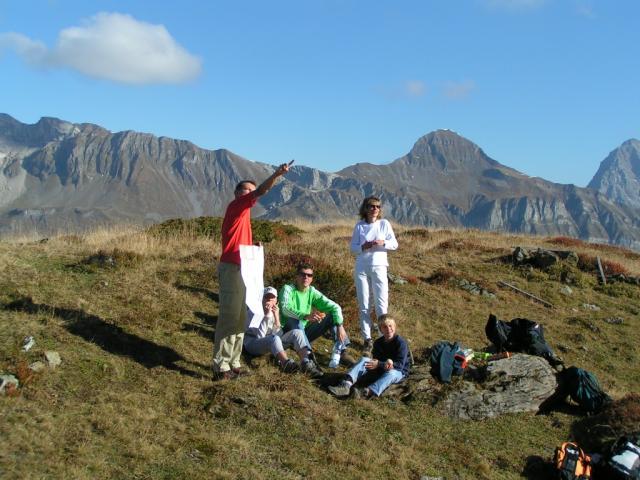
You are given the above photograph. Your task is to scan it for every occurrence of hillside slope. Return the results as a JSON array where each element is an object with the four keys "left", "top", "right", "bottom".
[{"left": 1, "top": 222, "right": 639, "bottom": 479}]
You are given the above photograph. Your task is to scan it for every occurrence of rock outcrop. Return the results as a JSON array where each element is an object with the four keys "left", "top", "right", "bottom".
[
  {"left": 388, "top": 354, "right": 558, "bottom": 420},
  {"left": 441, "top": 354, "right": 558, "bottom": 420}
]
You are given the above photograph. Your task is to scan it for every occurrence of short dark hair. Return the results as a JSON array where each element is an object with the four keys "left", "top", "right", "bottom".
[
  {"left": 359, "top": 196, "right": 383, "bottom": 220},
  {"left": 235, "top": 180, "right": 256, "bottom": 192},
  {"left": 296, "top": 262, "right": 313, "bottom": 274}
]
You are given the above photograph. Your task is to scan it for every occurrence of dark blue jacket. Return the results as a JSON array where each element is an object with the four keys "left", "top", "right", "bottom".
[{"left": 372, "top": 334, "right": 410, "bottom": 377}]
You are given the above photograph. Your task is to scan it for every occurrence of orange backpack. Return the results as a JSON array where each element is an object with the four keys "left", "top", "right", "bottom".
[{"left": 554, "top": 442, "right": 592, "bottom": 479}]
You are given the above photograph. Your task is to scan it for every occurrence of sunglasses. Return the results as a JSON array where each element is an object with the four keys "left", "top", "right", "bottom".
[
  {"left": 298, "top": 272, "right": 314, "bottom": 278},
  {"left": 367, "top": 204, "right": 381, "bottom": 209}
]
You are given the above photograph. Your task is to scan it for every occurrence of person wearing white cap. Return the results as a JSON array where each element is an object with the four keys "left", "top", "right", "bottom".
[{"left": 243, "top": 286, "right": 318, "bottom": 375}]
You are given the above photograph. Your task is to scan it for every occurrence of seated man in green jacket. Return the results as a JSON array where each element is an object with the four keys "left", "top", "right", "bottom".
[{"left": 279, "top": 263, "right": 352, "bottom": 370}]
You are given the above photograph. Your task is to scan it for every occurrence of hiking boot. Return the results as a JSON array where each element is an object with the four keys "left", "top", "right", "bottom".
[
  {"left": 362, "top": 338, "right": 373, "bottom": 356},
  {"left": 213, "top": 369, "right": 236, "bottom": 381},
  {"left": 547, "top": 354, "right": 564, "bottom": 368},
  {"left": 351, "top": 387, "right": 372, "bottom": 400},
  {"left": 301, "top": 359, "right": 323, "bottom": 378},
  {"left": 279, "top": 359, "right": 299, "bottom": 374},
  {"left": 340, "top": 351, "right": 357, "bottom": 367},
  {"left": 231, "top": 367, "right": 250, "bottom": 377},
  {"left": 328, "top": 380, "right": 352, "bottom": 397}
]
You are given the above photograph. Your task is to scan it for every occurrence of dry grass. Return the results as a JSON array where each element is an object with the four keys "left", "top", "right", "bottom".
[{"left": 1, "top": 222, "right": 639, "bottom": 479}]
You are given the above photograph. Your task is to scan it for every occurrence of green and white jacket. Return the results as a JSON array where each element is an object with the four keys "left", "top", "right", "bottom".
[{"left": 278, "top": 284, "right": 343, "bottom": 329}]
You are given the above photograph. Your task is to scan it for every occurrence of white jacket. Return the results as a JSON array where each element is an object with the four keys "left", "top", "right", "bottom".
[{"left": 350, "top": 219, "right": 398, "bottom": 269}]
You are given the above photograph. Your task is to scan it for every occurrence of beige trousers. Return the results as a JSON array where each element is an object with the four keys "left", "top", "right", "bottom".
[{"left": 213, "top": 262, "right": 246, "bottom": 372}]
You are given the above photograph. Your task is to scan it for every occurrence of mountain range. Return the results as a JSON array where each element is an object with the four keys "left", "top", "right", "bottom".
[{"left": 1, "top": 113, "right": 639, "bottom": 249}]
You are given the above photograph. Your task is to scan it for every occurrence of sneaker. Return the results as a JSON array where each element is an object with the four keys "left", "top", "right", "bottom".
[
  {"left": 340, "top": 351, "right": 357, "bottom": 367},
  {"left": 328, "top": 380, "right": 352, "bottom": 397},
  {"left": 279, "top": 359, "right": 299, "bottom": 374},
  {"left": 301, "top": 359, "right": 324, "bottom": 378},
  {"left": 328, "top": 351, "right": 341, "bottom": 369}
]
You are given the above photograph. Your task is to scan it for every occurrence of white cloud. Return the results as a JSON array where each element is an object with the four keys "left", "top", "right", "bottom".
[
  {"left": 442, "top": 80, "right": 476, "bottom": 100},
  {"left": 375, "top": 80, "right": 428, "bottom": 100},
  {"left": 404, "top": 80, "right": 427, "bottom": 97},
  {"left": 0, "top": 32, "right": 47, "bottom": 65},
  {"left": 483, "top": 0, "right": 548, "bottom": 10},
  {"left": 0, "top": 12, "right": 202, "bottom": 85}
]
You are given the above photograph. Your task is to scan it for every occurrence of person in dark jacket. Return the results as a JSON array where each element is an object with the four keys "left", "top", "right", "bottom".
[{"left": 328, "top": 315, "right": 409, "bottom": 399}]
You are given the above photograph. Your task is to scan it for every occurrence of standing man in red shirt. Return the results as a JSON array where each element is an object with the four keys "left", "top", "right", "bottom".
[{"left": 213, "top": 162, "right": 291, "bottom": 380}]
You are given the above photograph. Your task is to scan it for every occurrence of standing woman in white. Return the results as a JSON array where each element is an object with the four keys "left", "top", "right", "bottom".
[{"left": 350, "top": 196, "right": 399, "bottom": 354}]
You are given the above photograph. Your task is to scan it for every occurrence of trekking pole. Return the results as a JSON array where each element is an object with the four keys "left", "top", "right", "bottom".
[{"left": 497, "top": 280, "right": 554, "bottom": 308}]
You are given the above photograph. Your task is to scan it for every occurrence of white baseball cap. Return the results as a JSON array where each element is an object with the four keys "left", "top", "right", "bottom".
[{"left": 263, "top": 286, "right": 278, "bottom": 297}]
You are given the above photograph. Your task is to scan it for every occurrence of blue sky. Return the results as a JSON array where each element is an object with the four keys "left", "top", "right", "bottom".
[{"left": 1, "top": 0, "right": 638, "bottom": 186}]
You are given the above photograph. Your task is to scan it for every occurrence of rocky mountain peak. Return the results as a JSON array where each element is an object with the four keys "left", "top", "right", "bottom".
[
  {"left": 404, "top": 129, "right": 496, "bottom": 171},
  {"left": 0, "top": 114, "right": 80, "bottom": 152},
  {"left": 621, "top": 138, "right": 640, "bottom": 148},
  {"left": 588, "top": 138, "right": 640, "bottom": 209},
  {"left": 33, "top": 116, "right": 79, "bottom": 140}
]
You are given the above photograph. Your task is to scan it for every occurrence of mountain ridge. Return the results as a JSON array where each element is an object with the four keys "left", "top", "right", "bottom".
[{"left": 1, "top": 113, "right": 639, "bottom": 249}]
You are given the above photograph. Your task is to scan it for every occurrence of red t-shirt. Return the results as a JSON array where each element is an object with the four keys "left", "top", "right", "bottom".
[{"left": 220, "top": 191, "right": 258, "bottom": 264}]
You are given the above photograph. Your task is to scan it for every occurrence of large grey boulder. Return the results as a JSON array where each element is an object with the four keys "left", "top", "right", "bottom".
[
  {"left": 389, "top": 354, "right": 558, "bottom": 420},
  {"left": 441, "top": 354, "right": 557, "bottom": 420}
]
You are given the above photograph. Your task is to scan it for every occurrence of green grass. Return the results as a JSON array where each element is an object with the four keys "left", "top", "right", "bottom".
[{"left": 1, "top": 223, "right": 639, "bottom": 479}]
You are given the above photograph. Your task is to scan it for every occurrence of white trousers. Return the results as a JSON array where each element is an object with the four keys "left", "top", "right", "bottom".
[{"left": 354, "top": 265, "right": 388, "bottom": 341}]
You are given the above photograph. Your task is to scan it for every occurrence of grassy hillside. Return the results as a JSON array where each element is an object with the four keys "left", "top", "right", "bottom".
[{"left": 1, "top": 220, "right": 639, "bottom": 479}]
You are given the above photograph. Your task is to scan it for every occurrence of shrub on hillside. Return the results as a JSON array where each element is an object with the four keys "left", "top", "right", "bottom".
[
  {"left": 148, "top": 217, "right": 223, "bottom": 239},
  {"left": 404, "top": 275, "right": 419, "bottom": 285},
  {"left": 573, "top": 393, "right": 640, "bottom": 452},
  {"left": 80, "top": 249, "right": 142, "bottom": 270},
  {"left": 147, "top": 216, "right": 302, "bottom": 243},
  {"left": 422, "top": 267, "right": 459, "bottom": 284},
  {"left": 590, "top": 242, "right": 640, "bottom": 260},
  {"left": 252, "top": 219, "right": 303, "bottom": 243},
  {"left": 548, "top": 236, "right": 585, "bottom": 248},
  {"left": 400, "top": 228, "right": 431, "bottom": 240},
  {"left": 577, "top": 253, "right": 631, "bottom": 276},
  {"left": 265, "top": 253, "right": 356, "bottom": 322},
  {"left": 436, "top": 238, "right": 467, "bottom": 250},
  {"left": 545, "top": 262, "right": 587, "bottom": 287}
]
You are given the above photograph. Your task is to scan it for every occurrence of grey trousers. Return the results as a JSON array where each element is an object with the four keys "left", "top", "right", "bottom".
[
  {"left": 243, "top": 329, "right": 308, "bottom": 357},
  {"left": 213, "top": 262, "right": 246, "bottom": 372}
]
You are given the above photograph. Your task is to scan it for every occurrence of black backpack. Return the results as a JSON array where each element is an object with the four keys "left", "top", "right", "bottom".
[
  {"left": 485, "top": 314, "right": 560, "bottom": 365},
  {"left": 558, "top": 367, "right": 612, "bottom": 414},
  {"left": 608, "top": 432, "right": 640, "bottom": 479},
  {"left": 485, "top": 314, "right": 511, "bottom": 351}
]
